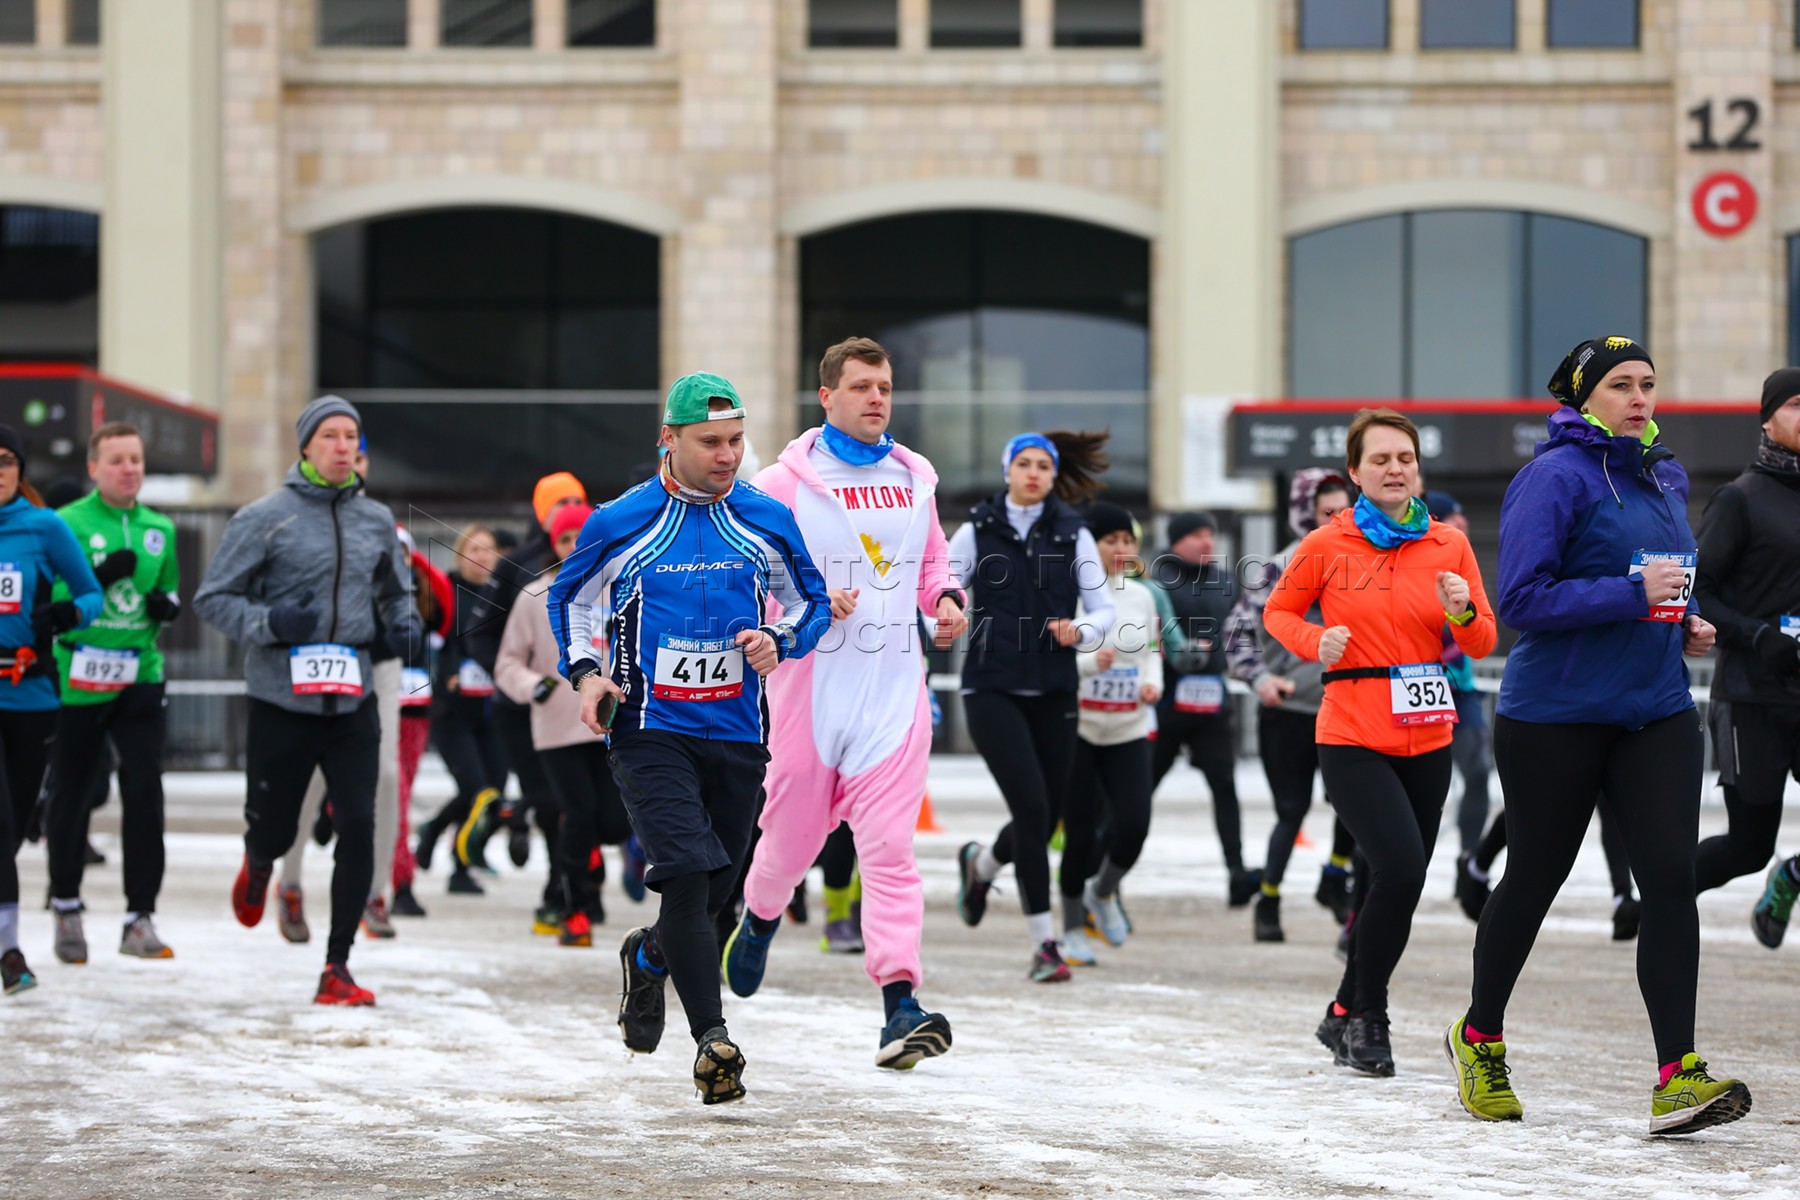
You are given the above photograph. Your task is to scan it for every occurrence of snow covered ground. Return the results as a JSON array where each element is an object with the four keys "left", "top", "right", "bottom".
[{"left": 5, "top": 755, "right": 1797, "bottom": 1199}]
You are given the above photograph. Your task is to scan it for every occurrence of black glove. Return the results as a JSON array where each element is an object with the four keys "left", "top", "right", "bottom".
[
  {"left": 93, "top": 549, "right": 137, "bottom": 586},
  {"left": 384, "top": 617, "right": 420, "bottom": 662},
  {"left": 32, "top": 600, "right": 81, "bottom": 640},
  {"left": 532, "top": 676, "right": 558, "bottom": 705},
  {"left": 145, "top": 591, "right": 180, "bottom": 623},
  {"left": 1753, "top": 624, "right": 1800, "bottom": 678},
  {"left": 267, "top": 604, "right": 319, "bottom": 645}
]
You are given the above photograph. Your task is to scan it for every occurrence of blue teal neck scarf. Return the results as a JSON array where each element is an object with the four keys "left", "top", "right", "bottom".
[
  {"left": 1353, "top": 494, "right": 1429, "bottom": 549},
  {"left": 820, "top": 421, "right": 895, "bottom": 465}
]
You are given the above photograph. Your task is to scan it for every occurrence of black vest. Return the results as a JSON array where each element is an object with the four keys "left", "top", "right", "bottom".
[
  {"left": 1713, "top": 469, "right": 1800, "bottom": 707},
  {"left": 960, "top": 492, "right": 1085, "bottom": 693}
]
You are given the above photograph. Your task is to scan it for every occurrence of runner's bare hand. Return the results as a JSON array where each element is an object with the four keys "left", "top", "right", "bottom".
[
  {"left": 1318, "top": 626, "right": 1352, "bottom": 668},
  {"left": 737, "top": 628, "right": 781, "bottom": 676}
]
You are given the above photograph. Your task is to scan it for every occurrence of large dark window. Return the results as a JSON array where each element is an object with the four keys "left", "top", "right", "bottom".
[
  {"left": 0, "top": 0, "right": 34, "bottom": 44},
  {"left": 1786, "top": 234, "right": 1800, "bottom": 364},
  {"left": 809, "top": 0, "right": 898, "bottom": 47},
  {"left": 1547, "top": 0, "right": 1637, "bottom": 48},
  {"left": 442, "top": 0, "right": 531, "bottom": 46},
  {"left": 568, "top": 0, "right": 654, "bottom": 46},
  {"left": 801, "top": 211, "right": 1149, "bottom": 502},
  {"left": 931, "top": 0, "right": 1021, "bottom": 48},
  {"left": 67, "top": 0, "right": 99, "bottom": 44},
  {"left": 1298, "top": 0, "right": 1387, "bottom": 50},
  {"left": 1419, "top": 0, "right": 1514, "bottom": 49},
  {"left": 318, "top": 0, "right": 407, "bottom": 47},
  {"left": 316, "top": 208, "right": 659, "bottom": 390},
  {"left": 1289, "top": 210, "right": 1645, "bottom": 399},
  {"left": 1053, "top": 0, "right": 1141, "bottom": 48},
  {"left": 0, "top": 206, "right": 101, "bottom": 365}
]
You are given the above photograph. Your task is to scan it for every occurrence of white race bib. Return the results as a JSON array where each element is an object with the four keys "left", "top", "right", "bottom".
[
  {"left": 399, "top": 666, "right": 432, "bottom": 708},
  {"left": 1080, "top": 666, "right": 1141, "bottom": 713},
  {"left": 69, "top": 646, "right": 139, "bottom": 693},
  {"left": 1781, "top": 615, "right": 1799, "bottom": 642},
  {"left": 1389, "top": 663, "right": 1458, "bottom": 727},
  {"left": 457, "top": 658, "right": 495, "bottom": 698},
  {"left": 1628, "top": 550, "right": 1696, "bottom": 624},
  {"left": 1173, "top": 674, "right": 1225, "bottom": 715},
  {"left": 290, "top": 643, "right": 364, "bottom": 697},
  {"left": 652, "top": 635, "right": 744, "bottom": 702},
  {"left": 0, "top": 563, "right": 21, "bottom": 614}
]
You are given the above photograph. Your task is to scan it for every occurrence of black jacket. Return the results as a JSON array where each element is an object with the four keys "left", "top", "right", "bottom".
[
  {"left": 464, "top": 530, "right": 556, "bottom": 675},
  {"left": 1695, "top": 464, "right": 1800, "bottom": 707},
  {"left": 960, "top": 492, "right": 1085, "bottom": 694},
  {"left": 1150, "top": 554, "right": 1238, "bottom": 678}
]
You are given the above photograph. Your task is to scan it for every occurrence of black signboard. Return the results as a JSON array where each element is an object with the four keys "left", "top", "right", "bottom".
[{"left": 0, "top": 365, "right": 218, "bottom": 481}]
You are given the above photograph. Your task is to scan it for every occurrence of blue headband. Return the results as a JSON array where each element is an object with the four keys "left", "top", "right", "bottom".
[{"left": 1002, "top": 433, "right": 1059, "bottom": 479}]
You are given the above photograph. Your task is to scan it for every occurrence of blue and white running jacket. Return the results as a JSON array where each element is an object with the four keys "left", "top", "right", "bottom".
[{"left": 547, "top": 474, "right": 831, "bottom": 744}]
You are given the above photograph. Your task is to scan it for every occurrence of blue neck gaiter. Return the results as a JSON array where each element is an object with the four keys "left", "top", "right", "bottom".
[
  {"left": 820, "top": 421, "right": 895, "bottom": 465},
  {"left": 1353, "top": 494, "right": 1430, "bottom": 549}
]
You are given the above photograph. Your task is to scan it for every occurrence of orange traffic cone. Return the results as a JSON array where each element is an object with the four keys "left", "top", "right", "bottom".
[
  {"left": 916, "top": 791, "right": 943, "bottom": 833},
  {"left": 1294, "top": 829, "right": 1314, "bottom": 849}
]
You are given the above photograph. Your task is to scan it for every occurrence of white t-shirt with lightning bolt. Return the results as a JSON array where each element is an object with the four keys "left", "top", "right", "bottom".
[{"left": 807, "top": 439, "right": 919, "bottom": 592}]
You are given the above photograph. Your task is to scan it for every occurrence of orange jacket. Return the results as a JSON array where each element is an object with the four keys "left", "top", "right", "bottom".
[{"left": 1265, "top": 509, "right": 1497, "bottom": 756}]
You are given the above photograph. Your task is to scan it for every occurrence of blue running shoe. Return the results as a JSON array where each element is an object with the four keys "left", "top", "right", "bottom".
[
  {"left": 876, "top": 998, "right": 952, "bottom": 1070},
  {"left": 622, "top": 835, "right": 648, "bottom": 904},
  {"left": 721, "top": 912, "right": 779, "bottom": 998}
]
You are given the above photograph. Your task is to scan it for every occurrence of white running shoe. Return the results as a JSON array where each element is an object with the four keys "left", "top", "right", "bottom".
[
  {"left": 1084, "top": 879, "right": 1129, "bottom": 947},
  {"left": 1058, "top": 935, "right": 1098, "bottom": 966}
]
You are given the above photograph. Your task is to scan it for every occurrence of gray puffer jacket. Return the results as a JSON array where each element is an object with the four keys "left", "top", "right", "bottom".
[{"left": 195, "top": 464, "right": 415, "bottom": 715}]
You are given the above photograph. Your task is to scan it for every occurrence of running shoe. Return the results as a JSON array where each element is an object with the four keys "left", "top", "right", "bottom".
[
  {"left": 1443, "top": 1016, "right": 1522, "bottom": 1122},
  {"left": 560, "top": 910, "right": 593, "bottom": 947},
  {"left": 1611, "top": 895, "right": 1642, "bottom": 942},
  {"left": 390, "top": 885, "right": 426, "bottom": 918},
  {"left": 1315, "top": 1004, "right": 1347, "bottom": 1061},
  {"left": 498, "top": 802, "right": 530, "bottom": 868},
  {"left": 531, "top": 905, "right": 561, "bottom": 936},
  {"left": 276, "top": 884, "right": 309, "bottom": 943},
  {"left": 314, "top": 963, "right": 376, "bottom": 1007},
  {"left": 447, "top": 868, "right": 484, "bottom": 895},
  {"left": 1228, "top": 867, "right": 1263, "bottom": 909},
  {"left": 955, "top": 841, "right": 992, "bottom": 928},
  {"left": 119, "top": 915, "right": 174, "bottom": 960},
  {"left": 232, "top": 855, "right": 272, "bottom": 928},
  {"left": 1028, "top": 940, "right": 1071, "bottom": 983},
  {"left": 786, "top": 883, "right": 809, "bottom": 926},
  {"left": 621, "top": 835, "right": 648, "bottom": 903},
  {"left": 1083, "top": 878, "right": 1129, "bottom": 948},
  {"left": 1253, "top": 893, "right": 1284, "bottom": 943},
  {"left": 312, "top": 803, "right": 334, "bottom": 847},
  {"left": 83, "top": 840, "right": 106, "bottom": 866},
  {"left": 693, "top": 1026, "right": 747, "bottom": 1105},
  {"left": 360, "top": 897, "right": 396, "bottom": 940},
  {"left": 1649, "top": 1055, "right": 1752, "bottom": 1135},
  {"left": 618, "top": 927, "right": 667, "bottom": 1054},
  {"left": 1752, "top": 857, "right": 1798, "bottom": 949},
  {"left": 53, "top": 906, "right": 87, "bottom": 964},
  {"left": 1340, "top": 1016, "right": 1394, "bottom": 1077},
  {"left": 1315, "top": 867, "right": 1352, "bottom": 925},
  {"left": 876, "top": 998, "right": 952, "bottom": 1070},
  {"left": 455, "top": 787, "right": 502, "bottom": 871},
  {"left": 820, "top": 911, "right": 864, "bottom": 954},
  {"left": 414, "top": 817, "right": 443, "bottom": 873},
  {"left": 2, "top": 948, "right": 37, "bottom": 996},
  {"left": 1058, "top": 935, "right": 1097, "bottom": 966},
  {"left": 1454, "top": 853, "right": 1490, "bottom": 923},
  {"left": 721, "top": 912, "right": 779, "bottom": 998}
]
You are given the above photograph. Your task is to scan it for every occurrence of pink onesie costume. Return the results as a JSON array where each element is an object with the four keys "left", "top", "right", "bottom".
[{"left": 743, "top": 427, "right": 965, "bottom": 989}]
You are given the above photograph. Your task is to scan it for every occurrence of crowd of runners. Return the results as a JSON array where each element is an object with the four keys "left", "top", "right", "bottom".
[{"left": 1, "top": 334, "right": 1796, "bottom": 1133}]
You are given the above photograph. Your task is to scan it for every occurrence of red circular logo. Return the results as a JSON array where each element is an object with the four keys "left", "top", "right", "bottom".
[{"left": 1692, "top": 172, "right": 1758, "bottom": 238}]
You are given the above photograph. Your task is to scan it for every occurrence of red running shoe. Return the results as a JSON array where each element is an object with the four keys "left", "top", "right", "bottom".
[
  {"left": 232, "top": 855, "right": 272, "bottom": 928},
  {"left": 560, "top": 910, "right": 593, "bottom": 947},
  {"left": 315, "top": 963, "right": 376, "bottom": 1006}
]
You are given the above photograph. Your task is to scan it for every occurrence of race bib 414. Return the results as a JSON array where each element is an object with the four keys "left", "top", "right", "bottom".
[{"left": 652, "top": 635, "right": 744, "bottom": 702}]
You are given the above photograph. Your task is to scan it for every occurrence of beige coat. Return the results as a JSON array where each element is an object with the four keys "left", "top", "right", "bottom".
[{"left": 495, "top": 565, "right": 604, "bottom": 751}]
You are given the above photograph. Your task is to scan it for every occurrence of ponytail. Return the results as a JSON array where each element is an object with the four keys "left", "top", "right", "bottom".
[
  {"left": 1045, "top": 430, "right": 1110, "bottom": 505},
  {"left": 18, "top": 479, "right": 43, "bottom": 508}
]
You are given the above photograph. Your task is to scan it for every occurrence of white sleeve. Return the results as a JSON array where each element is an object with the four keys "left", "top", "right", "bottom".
[
  {"left": 946, "top": 522, "right": 976, "bottom": 594},
  {"left": 1071, "top": 528, "right": 1116, "bottom": 641}
]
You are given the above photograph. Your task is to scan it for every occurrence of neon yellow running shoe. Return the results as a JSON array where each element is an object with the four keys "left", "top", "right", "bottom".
[
  {"left": 1649, "top": 1055, "right": 1752, "bottom": 1135},
  {"left": 1443, "top": 1016, "right": 1523, "bottom": 1122}
]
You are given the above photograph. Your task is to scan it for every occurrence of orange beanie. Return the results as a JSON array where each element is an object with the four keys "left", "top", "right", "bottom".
[{"left": 532, "top": 471, "right": 587, "bottom": 526}]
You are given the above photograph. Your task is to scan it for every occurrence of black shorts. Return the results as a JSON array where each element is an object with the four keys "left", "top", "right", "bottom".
[
  {"left": 1710, "top": 701, "right": 1800, "bottom": 806},
  {"left": 607, "top": 729, "right": 768, "bottom": 888}
]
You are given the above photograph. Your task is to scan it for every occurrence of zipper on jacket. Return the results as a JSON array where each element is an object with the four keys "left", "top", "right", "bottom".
[{"left": 329, "top": 490, "right": 345, "bottom": 642}]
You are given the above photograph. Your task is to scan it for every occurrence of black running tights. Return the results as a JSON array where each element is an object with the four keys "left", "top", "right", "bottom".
[
  {"left": 1471, "top": 711, "right": 1703, "bottom": 1066},
  {"left": 0, "top": 708, "right": 58, "bottom": 907},
  {"left": 1061, "top": 736, "right": 1153, "bottom": 902},
  {"left": 1318, "top": 743, "right": 1453, "bottom": 1021},
  {"left": 1258, "top": 707, "right": 1320, "bottom": 890},
  {"left": 965, "top": 691, "right": 1079, "bottom": 916},
  {"left": 539, "top": 742, "right": 632, "bottom": 916},
  {"left": 653, "top": 870, "right": 737, "bottom": 1042}
]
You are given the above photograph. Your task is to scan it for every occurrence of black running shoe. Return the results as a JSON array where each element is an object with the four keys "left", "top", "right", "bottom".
[
  {"left": 414, "top": 818, "right": 443, "bottom": 873},
  {"left": 447, "top": 868, "right": 484, "bottom": 895},
  {"left": 618, "top": 927, "right": 667, "bottom": 1054},
  {"left": 2, "top": 948, "right": 36, "bottom": 996},
  {"left": 786, "top": 883, "right": 808, "bottom": 926},
  {"left": 1253, "top": 893, "right": 1284, "bottom": 943},
  {"left": 955, "top": 842, "right": 991, "bottom": 928},
  {"left": 390, "top": 885, "right": 426, "bottom": 918},
  {"left": 1228, "top": 867, "right": 1263, "bottom": 909},
  {"left": 1314, "top": 868, "right": 1352, "bottom": 926},
  {"left": 1315, "top": 1004, "right": 1347, "bottom": 1061},
  {"left": 312, "top": 803, "right": 334, "bottom": 847},
  {"left": 83, "top": 840, "right": 106, "bottom": 866},
  {"left": 1612, "top": 896, "right": 1642, "bottom": 942},
  {"left": 693, "top": 1026, "right": 746, "bottom": 1105},
  {"left": 1341, "top": 1016, "right": 1395, "bottom": 1077},
  {"left": 1455, "top": 853, "right": 1491, "bottom": 923}
]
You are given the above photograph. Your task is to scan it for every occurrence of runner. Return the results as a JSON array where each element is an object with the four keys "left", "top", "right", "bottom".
[
  {"left": 1148, "top": 512, "right": 1261, "bottom": 907},
  {"left": 44, "top": 422, "right": 181, "bottom": 964},
  {"left": 1224, "top": 468, "right": 1355, "bottom": 943},
  {"left": 718, "top": 337, "right": 966, "bottom": 1068},
  {"left": 548, "top": 372, "right": 829, "bottom": 1103},
  {"left": 496, "top": 501, "right": 636, "bottom": 945},
  {"left": 1689, "top": 369, "right": 1800, "bottom": 946},
  {"left": 1264, "top": 408, "right": 1495, "bottom": 1076},
  {"left": 391, "top": 524, "right": 453, "bottom": 918},
  {"left": 1446, "top": 337, "right": 1750, "bottom": 1133},
  {"left": 0, "top": 424, "right": 103, "bottom": 996},
  {"left": 949, "top": 430, "right": 1115, "bottom": 983},
  {"left": 194, "top": 395, "right": 418, "bottom": 1006},
  {"left": 1058, "top": 501, "right": 1160, "bottom": 965}
]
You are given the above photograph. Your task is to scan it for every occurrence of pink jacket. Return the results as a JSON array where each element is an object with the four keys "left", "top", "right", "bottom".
[{"left": 495, "top": 564, "right": 605, "bottom": 752}]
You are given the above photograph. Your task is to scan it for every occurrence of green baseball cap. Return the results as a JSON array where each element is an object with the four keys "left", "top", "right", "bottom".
[{"left": 662, "top": 372, "right": 747, "bottom": 426}]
